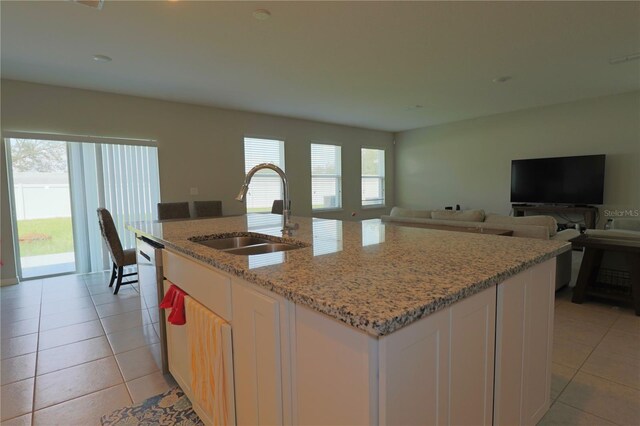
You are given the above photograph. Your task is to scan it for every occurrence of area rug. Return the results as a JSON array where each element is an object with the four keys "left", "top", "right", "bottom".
[{"left": 101, "top": 387, "right": 203, "bottom": 426}]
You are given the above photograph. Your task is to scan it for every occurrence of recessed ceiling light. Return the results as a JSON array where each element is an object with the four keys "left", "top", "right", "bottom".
[
  {"left": 93, "top": 54, "right": 112, "bottom": 63},
  {"left": 253, "top": 9, "right": 271, "bottom": 20},
  {"left": 609, "top": 52, "right": 640, "bottom": 65},
  {"left": 492, "top": 76, "right": 512, "bottom": 83}
]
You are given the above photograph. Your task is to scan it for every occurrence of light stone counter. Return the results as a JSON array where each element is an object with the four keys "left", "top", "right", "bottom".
[{"left": 129, "top": 214, "right": 570, "bottom": 336}]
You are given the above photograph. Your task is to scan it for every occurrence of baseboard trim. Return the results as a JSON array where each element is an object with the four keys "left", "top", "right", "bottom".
[{"left": 1, "top": 278, "right": 19, "bottom": 286}]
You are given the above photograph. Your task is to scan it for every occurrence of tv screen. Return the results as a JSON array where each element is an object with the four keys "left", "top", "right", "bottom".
[{"left": 511, "top": 155, "right": 605, "bottom": 205}]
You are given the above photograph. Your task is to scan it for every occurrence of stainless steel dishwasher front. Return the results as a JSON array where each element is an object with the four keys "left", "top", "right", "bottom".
[{"left": 136, "top": 236, "right": 168, "bottom": 374}]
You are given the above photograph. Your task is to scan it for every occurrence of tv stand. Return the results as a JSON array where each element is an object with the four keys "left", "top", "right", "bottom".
[{"left": 512, "top": 205, "right": 598, "bottom": 229}]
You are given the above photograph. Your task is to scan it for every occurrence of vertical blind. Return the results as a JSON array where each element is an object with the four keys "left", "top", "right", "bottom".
[
  {"left": 102, "top": 143, "right": 160, "bottom": 251},
  {"left": 361, "top": 148, "right": 385, "bottom": 206},
  {"left": 243, "top": 137, "right": 285, "bottom": 212},
  {"left": 311, "top": 143, "right": 342, "bottom": 210}
]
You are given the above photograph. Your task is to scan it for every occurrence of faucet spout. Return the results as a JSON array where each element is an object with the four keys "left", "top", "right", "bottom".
[
  {"left": 236, "top": 184, "right": 249, "bottom": 202},
  {"left": 237, "top": 163, "right": 298, "bottom": 234}
]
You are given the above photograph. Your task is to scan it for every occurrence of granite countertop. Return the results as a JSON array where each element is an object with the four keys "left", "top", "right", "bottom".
[{"left": 128, "top": 214, "right": 570, "bottom": 337}]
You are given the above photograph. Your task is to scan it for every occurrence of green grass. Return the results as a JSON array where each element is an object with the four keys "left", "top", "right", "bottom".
[{"left": 17, "top": 217, "right": 74, "bottom": 257}]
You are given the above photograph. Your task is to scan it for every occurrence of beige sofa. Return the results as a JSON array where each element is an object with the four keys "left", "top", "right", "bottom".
[{"left": 381, "top": 207, "right": 579, "bottom": 289}]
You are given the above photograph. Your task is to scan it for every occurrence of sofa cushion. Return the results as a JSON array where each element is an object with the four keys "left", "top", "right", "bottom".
[
  {"left": 431, "top": 209, "right": 485, "bottom": 222},
  {"left": 380, "top": 215, "right": 550, "bottom": 239},
  {"left": 485, "top": 214, "right": 557, "bottom": 237},
  {"left": 390, "top": 207, "right": 433, "bottom": 219}
]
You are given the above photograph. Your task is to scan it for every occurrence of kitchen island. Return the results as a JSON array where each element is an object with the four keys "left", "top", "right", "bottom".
[{"left": 129, "top": 214, "right": 570, "bottom": 426}]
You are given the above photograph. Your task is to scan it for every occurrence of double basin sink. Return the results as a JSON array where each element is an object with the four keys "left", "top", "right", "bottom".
[{"left": 192, "top": 235, "right": 304, "bottom": 256}]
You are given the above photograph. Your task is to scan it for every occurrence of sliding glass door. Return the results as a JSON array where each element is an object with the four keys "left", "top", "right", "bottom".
[
  {"left": 5, "top": 136, "right": 160, "bottom": 280},
  {"left": 7, "top": 139, "right": 76, "bottom": 278}
]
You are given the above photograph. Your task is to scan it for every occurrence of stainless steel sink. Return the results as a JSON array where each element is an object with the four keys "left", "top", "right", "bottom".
[
  {"left": 195, "top": 236, "right": 272, "bottom": 250},
  {"left": 191, "top": 234, "right": 305, "bottom": 255},
  {"left": 224, "top": 243, "right": 300, "bottom": 256}
]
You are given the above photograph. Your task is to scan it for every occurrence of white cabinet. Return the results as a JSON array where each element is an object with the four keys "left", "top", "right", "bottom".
[
  {"left": 294, "top": 305, "right": 378, "bottom": 426},
  {"left": 162, "top": 251, "right": 236, "bottom": 426},
  {"left": 379, "top": 306, "right": 450, "bottom": 425},
  {"left": 161, "top": 246, "right": 557, "bottom": 426},
  {"left": 378, "top": 285, "right": 496, "bottom": 426},
  {"left": 494, "top": 258, "right": 556, "bottom": 426},
  {"left": 164, "top": 279, "right": 192, "bottom": 393},
  {"left": 449, "top": 284, "right": 496, "bottom": 426},
  {"left": 293, "top": 260, "right": 555, "bottom": 426},
  {"left": 232, "top": 281, "right": 292, "bottom": 426}
]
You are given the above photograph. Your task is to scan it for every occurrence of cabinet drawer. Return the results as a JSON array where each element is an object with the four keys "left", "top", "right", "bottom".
[{"left": 162, "top": 250, "right": 232, "bottom": 321}]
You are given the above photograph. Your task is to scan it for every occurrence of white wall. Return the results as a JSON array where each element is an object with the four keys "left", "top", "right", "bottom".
[
  {"left": 395, "top": 91, "right": 640, "bottom": 227},
  {"left": 0, "top": 79, "right": 394, "bottom": 281}
]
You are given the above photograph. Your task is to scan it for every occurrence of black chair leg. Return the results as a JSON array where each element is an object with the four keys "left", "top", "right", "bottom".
[
  {"left": 108, "top": 263, "right": 117, "bottom": 288},
  {"left": 113, "top": 266, "right": 124, "bottom": 295}
]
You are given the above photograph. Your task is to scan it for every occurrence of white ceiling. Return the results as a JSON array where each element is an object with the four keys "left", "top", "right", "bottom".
[{"left": 1, "top": 1, "right": 639, "bottom": 132}]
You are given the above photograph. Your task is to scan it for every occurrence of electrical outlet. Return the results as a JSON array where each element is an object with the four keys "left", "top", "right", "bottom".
[{"left": 189, "top": 187, "right": 199, "bottom": 195}]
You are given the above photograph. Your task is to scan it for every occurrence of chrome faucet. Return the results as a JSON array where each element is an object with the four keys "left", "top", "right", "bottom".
[{"left": 236, "top": 163, "right": 299, "bottom": 234}]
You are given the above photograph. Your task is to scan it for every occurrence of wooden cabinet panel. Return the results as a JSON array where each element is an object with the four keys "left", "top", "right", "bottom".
[
  {"left": 163, "top": 280, "right": 192, "bottom": 394},
  {"left": 495, "top": 258, "right": 555, "bottom": 426},
  {"left": 522, "top": 260, "right": 555, "bottom": 424},
  {"left": 162, "top": 250, "right": 232, "bottom": 321},
  {"left": 449, "top": 286, "right": 496, "bottom": 426},
  {"left": 163, "top": 278, "right": 236, "bottom": 426},
  {"left": 379, "top": 306, "right": 450, "bottom": 426},
  {"left": 232, "top": 284, "right": 283, "bottom": 425},
  {"left": 294, "top": 306, "right": 377, "bottom": 426}
]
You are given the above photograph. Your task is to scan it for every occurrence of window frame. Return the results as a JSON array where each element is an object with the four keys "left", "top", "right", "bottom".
[
  {"left": 242, "top": 136, "right": 286, "bottom": 213},
  {"left": 310, "top": 142, "right": 343, "bottom": 212},
  {"left": 360, "top": 146, "right": 386, "bottom": 208}
]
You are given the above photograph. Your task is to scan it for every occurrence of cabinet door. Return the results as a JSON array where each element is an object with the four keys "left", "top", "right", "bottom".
[
  {"left": 449, "top": 286, "right": 496, "bottom": 426},
  {"left": 379, "top": 306, "right": 450, "bottom": 426},
  {"left": 163, "top": 280, "right": 192, "bottom": 394},
  {"left": 232, "top": 284, "right": 283, "bottom": 425},
  {"left": 495, "top": 258, "right": 555, "bottom": 426}
]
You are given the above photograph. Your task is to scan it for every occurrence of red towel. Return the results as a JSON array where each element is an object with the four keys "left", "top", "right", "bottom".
[{"left": 160, "top": 284, "right": 187, "bottom": 325}]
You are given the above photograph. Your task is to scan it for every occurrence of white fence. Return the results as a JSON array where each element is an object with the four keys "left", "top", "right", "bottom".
[{"left": 13, "top": 184, "right": 71, "bottom": 220}]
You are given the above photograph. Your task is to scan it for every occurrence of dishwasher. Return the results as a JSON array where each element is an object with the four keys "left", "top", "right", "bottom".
[{"left": 136, "top": 236, "right": 168, "bottom": 374}]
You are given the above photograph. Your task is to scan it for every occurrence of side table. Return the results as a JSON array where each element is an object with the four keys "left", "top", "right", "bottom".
[{"left": 570, "top": 234, "right": 640, "bottom": 315}]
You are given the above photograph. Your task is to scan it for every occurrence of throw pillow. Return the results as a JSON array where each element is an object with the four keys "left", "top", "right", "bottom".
[
  {"left": 485, "top": 214, "right": 557, "bottom": 237},
  {"left": 431, "top": 209, "right": 486, "bottom": 222},
  {"left": 390, "top": 206, "right": 433, "bottom": 218}
]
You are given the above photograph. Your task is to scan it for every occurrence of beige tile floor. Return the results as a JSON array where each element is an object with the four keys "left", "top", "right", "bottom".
[
  {"left": 539, "top": 287, "right": 640, "bottom": 425},
  {"left": 1, "top": 273, "right": 639, "bottom": 425},
  {"left": 0, "top": 272, "right": 175, "bottom": 425}
]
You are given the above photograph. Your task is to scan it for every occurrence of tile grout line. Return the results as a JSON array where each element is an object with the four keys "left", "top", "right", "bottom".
[
  {"left": 84, "top": 275, "right": 136, "bottom": 405},
  {"left": 32, "top": 383, "right": 128, "bottom": 417},
  {"left": 553, "top": 303, "right": 636, "bottom": 425},
  {"left": 31, "top": 280, "right": 44, "bottom": 425},
  {"left": 552, "top": 305, "right": 618, "bottom": 402},
  {"left": 23, "top": 273, "right": 136, "bottom": 418},
  {"left": 551, "top": 400, "right": 624, "bottom": 426}
]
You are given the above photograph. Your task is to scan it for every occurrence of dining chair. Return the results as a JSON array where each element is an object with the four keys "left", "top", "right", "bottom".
[
  {"left": 97, "top": 208, "right": 138, "bottom": 294},
  {"left": 193, "top": 200, "right": 223, "bottom": 218},
  {"left": 157, "top": 202, "right": 190, "bottom": 220},
  {"left": 271, "top": 199, "right": 291, "bottom": 215}
]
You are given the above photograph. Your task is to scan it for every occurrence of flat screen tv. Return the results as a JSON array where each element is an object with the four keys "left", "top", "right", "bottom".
[{"left": 510, "top": 155, "right": 605, "bottom": 205}]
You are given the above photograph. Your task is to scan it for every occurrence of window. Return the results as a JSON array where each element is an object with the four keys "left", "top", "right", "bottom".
[
  {"left": 311, "top": 143, "right": 342, "bottom": 210},
  {"left": 361, "top": 148, "right": 385, "bottom": 207},
  {"left": 5, "top": 136, "right": 160, "bottom": 279},
  {"left": 243, "top": 137, "right": 285, "bottom": 213}
]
